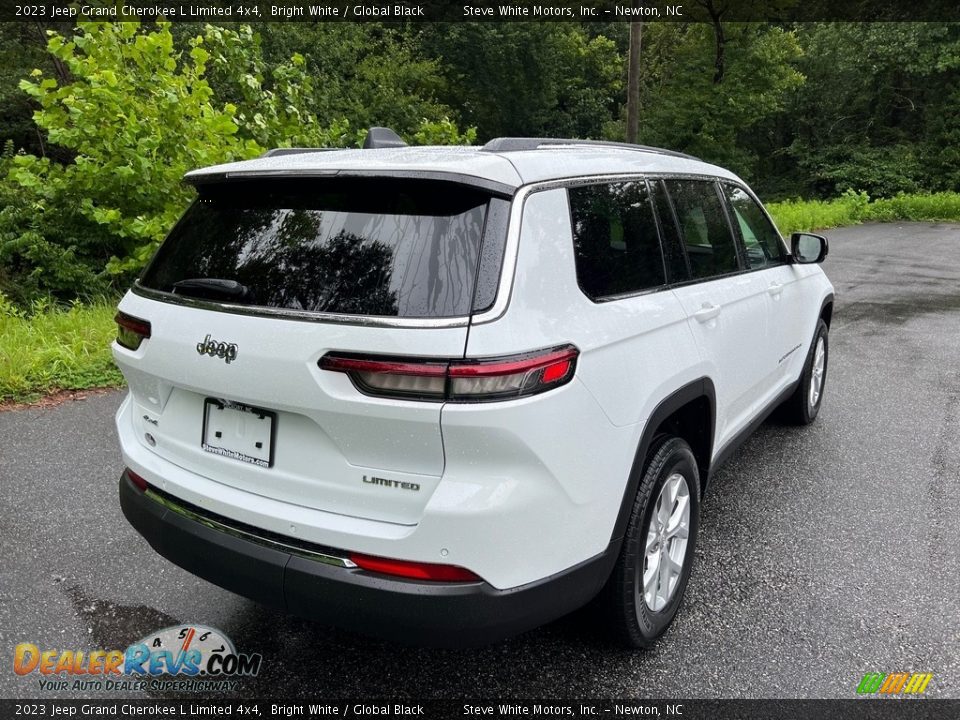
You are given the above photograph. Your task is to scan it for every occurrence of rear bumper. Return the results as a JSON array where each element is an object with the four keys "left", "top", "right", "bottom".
[{"left": 119, "top": 471, "right": 617, "bottom": 646}]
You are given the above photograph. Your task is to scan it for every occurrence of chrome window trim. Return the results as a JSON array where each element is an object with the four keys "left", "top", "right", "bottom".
[
  {"left": 134, "top": 171, "right": 781, "bottom": 329},
  {"left": 472, "top": 173, "right": 723, "bottom": 325},
  {"left": 131, "top": 283, "right": 471, "bottom": 329},
  {"left": 471, "top": 172, "right": 784, "bottom": 320},
  {"left": 470, "top": 184, "right": 536, "bottom": 325}
]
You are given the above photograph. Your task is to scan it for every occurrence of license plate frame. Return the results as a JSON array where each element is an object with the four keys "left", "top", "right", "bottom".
[{"left": 201, "top": 398, "right": 276, "bottom": 468}]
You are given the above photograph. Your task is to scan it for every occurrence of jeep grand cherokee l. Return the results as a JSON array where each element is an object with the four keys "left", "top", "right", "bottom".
[{"left": 114, "top": 129, "right": 833, "bottom": 647}]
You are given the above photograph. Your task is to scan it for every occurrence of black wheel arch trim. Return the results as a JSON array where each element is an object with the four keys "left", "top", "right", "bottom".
[
  {"left": 609, "top": 377, "right": 716, "bottom": 543},
  {"left": 819, "top": 292, "right": 835, "bottom": 326}
]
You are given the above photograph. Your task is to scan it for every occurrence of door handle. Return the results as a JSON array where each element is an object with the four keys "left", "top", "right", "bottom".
[
  {"left": 693, "top": 302, "right": 721, "bottom": 323},
  {"left": 767, "top": 282, "right": 784, "bottom": 297}
]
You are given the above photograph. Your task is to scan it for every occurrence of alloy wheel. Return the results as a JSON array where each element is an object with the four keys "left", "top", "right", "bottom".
[{"left": 641, "top": 472, "right": 691, "bottom": 612}]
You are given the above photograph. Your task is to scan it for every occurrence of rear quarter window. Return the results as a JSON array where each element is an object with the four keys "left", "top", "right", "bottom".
[
  {"left": 568, "top": 181, "right": 666, "bottom": 301},
  {"left": 139, "top": 178, "right": 499, "bottom": 319}
]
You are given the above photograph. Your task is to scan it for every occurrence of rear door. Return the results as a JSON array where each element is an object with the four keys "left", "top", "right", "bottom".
[
  {"left": 114, "top": 177, "right": 505, "bottom": 525},
  {"left": 720, "top": 182, "right": 808, "bottom": 390},
  {"left": 657, "top": 178, "right": 774, "bottom": 450}
]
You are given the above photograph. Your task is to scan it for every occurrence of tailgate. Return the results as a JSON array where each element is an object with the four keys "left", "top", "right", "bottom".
[
  {"left": 114, "top": 294, "right": 465, "bottom": 525},
  {"left": 112, "top": 176, "right": 503, "bottom": 526}
]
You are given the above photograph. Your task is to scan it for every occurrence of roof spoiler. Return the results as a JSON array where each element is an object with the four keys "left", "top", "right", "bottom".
[
  {"left": 259, "top": 127, "right": 408, "bottom": 157},
  {"left": 261, "top": 148, "right": 335, "bottom": 158}
]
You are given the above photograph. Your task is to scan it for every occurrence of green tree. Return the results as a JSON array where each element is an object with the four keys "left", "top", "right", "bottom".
[
  {"left": 0, "top": 20, "right": 476, "bottom": 304},
  {"left": 417, "top": 24, "right": 622, "bottom": 140},
  {"left": 195, "top": 22, "right": 465, "bottom": 145},
  {"left": 785, "top": 23, "right": 960, "bottom": 197},
  {"left": 0, "top": 21, "right": 71, "bottom": 156},
  {"left": 634, "top": 23, "right": 804, "bottom": 183},
  {"left": 2, "top": 20, "right": 266, "bottom": 297}
]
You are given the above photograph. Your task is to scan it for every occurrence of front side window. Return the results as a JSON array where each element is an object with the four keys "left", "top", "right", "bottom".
[
  {"left": 664, "top": 179, "right": 740, "bottom": 280},
  {"left": 568, "top": 181, "right": 666, "bottom": 300},
  {"left": 722, "top": 184, "right": 785, "bottom": 270},
  {"left": 139, "top": 178, "right": 494, "bottom": 318}
]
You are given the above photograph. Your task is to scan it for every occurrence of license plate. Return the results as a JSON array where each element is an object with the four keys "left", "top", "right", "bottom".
[{"left": 202, "top": 399, "right": 275, "bottom": 468}]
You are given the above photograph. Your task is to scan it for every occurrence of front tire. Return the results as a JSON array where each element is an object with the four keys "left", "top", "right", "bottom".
[
  {"left": 781, "top": 319, "right": 829, "bottom": 425},
  {"left": 601, "top": 436, "right": 700, "bottom": 648}
]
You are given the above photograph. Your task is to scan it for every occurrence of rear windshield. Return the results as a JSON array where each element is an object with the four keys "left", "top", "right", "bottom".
[{"left": 139, "top": 178, "right": 495, "bottom": 318}]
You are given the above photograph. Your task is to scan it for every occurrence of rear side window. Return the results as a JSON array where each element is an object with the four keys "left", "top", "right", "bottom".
[
  {"left": 139, "top": 179, "right": 496, "bottom": 318},
  {"left": 721, "top": 184, "right": 785, "bottom": 270},
  {"left": 649, "top": 179, "right": 690, "bottom": 284},
  {"left": 568, "top": 181, "right": 666, "bottom": 301},
  {"left": 664, "top": 179, "right": 740, "bottom": 280}
]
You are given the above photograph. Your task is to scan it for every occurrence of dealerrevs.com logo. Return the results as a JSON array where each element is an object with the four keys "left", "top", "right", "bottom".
[
  {"left": 856, "top": 672, "right": 933, "bottom": 695},
  {"left": 14, "top": 625, "right": 261, "bottom": 693}
]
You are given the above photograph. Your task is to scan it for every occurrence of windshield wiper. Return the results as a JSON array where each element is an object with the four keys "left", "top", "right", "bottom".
[{"left": 172, "top": 278, "right": 256, "bottom": 304}]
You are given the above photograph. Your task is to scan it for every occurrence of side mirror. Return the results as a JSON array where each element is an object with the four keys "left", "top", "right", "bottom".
[{"left": 791, "top": 232, "right": 829, "bottom": 264}]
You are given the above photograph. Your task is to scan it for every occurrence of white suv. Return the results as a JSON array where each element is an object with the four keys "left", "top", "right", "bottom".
[{"left": 114, "top": 130, "right": 834, "bottom": 647}]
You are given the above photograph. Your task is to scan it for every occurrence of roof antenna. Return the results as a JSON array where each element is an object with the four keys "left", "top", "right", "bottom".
[{"left": 363, "top": 127, "right": 407, "bottom": 149}]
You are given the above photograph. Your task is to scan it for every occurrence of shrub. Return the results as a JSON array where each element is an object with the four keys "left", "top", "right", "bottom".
[
  {"left": 5, "top": 21, "right": 265, "bottom": 288},
  {"left": 0, "top": 292, "right": 123, "bottom": 403},
  {"left": 768, "top": 190, "right": 960, "bottom": 234}
]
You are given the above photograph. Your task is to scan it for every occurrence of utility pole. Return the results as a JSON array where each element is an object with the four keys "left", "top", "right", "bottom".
[{"left": 626, "top": 20, "right": 643, "bottom": 144}]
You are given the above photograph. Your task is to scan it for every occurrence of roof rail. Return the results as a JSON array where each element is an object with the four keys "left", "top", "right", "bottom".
[
  {"left": 260, "top": 148, "right": 336, "bottom": 158},
  {"left": 480, "top": 137, "right": 700, "bottom": 161}
]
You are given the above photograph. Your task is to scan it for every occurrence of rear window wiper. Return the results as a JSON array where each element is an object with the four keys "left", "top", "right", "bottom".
[{"left": 172, "top": 278, "right": 256, "bottom": 304}]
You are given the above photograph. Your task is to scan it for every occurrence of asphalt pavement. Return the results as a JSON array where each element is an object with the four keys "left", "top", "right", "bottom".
[{"left": 1, "top": 222, "right": 959, "bottom": 700}]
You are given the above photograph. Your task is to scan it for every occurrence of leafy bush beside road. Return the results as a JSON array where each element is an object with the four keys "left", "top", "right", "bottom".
[
  {"left": 769, "top": 191, "right": 960, "bottom": 234},
  {"left": 0, "top": 294, "right": 121, "bottom": 404}
]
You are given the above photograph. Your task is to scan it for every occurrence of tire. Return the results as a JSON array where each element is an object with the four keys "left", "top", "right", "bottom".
[
  {"left": 601, "top": 436, "right": 700, "bottom": 648},
  {"left": 781, "top": 319, "right": 829, "bottom": 425}
]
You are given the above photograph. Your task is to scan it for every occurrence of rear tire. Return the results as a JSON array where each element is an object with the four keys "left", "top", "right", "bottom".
[
  {"left": 781, "top": 319, "right": 829, "bottom": 425},
  {"left": 601, "top": 436, "right": 700, "bottom": 648}
]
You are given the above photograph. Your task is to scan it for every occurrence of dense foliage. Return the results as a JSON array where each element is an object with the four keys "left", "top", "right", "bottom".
[
  {"left": 0, "top": 19, "right": 958, "bottom": 305},
  {"left": 0, "top": 20, "right": 472, "bottom": 303}
]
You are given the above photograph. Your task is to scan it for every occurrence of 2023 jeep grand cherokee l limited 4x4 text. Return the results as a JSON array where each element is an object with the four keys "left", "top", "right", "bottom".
[{"left": 114, "top": 130, "right": 833, "bottom": 648}]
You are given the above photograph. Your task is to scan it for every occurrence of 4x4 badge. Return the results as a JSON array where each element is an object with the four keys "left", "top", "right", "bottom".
[{"left": 197, "top": 334, "right": 238, "bottom": 364}]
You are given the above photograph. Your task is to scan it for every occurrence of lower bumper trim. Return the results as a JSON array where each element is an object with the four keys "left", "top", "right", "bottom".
[
  {"left": 119, "top": 471, "right": 617, "bottom": 646},
  {"left": 143, "top": 485, "right": 356, "bottom": 568}
]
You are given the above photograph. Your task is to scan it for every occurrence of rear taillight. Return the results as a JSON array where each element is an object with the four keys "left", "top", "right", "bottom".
[
  {"left": 349, "top": 553, "right": 481, "bottom": 582},
  {"left": 319, "top": 344, "right": 578, "bottom": 402},
  {"left": 126, "top": 469, "right": 149, "bottom": 493},
  {"left": 115, "top": 311, "right": 151, "bottom": 351}
]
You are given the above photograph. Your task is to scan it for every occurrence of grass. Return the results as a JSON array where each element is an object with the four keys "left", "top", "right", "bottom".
[
  {"left": 0, "top": 297, "right": 124, "bottom": 405},
  {"left": 768, "top": 190, "right": 960, "bottom": 234}
]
